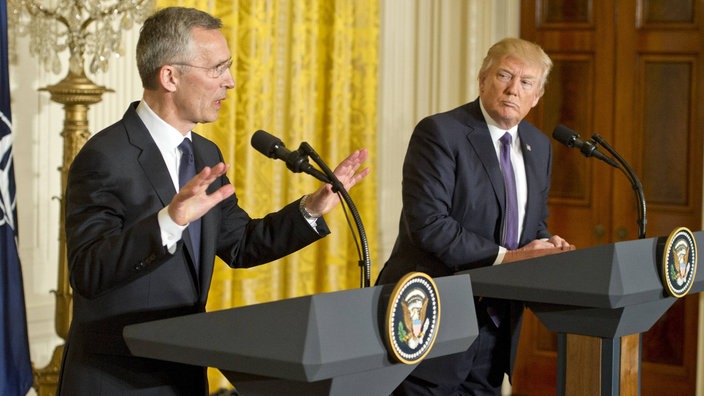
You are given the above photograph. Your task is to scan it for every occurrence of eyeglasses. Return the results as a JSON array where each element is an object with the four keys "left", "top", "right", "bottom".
[{"left": 172, "top": 58, "right": 233, "bottom": 78}]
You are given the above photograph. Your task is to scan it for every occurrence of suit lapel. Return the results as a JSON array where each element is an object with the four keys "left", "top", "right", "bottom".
[
  {"left": 191, "top": 135, "right": 217, "bottom": 299},
  {"left": 462, "top": 100, "right": 548, "bottom": 248},
  {"left": 517, "top": 125, "right": 541, "bottom": 244},
  {"left": 124, "top": 104, "right": 203, "bottom": 293},
  {"left": 463, "top": 102, "right": 506, "bottom": 215},
  {"left": 123, "top": 105, "right": 177, "bottom": 207}
]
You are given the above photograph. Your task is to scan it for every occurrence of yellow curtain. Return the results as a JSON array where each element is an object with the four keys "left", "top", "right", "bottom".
[{"left": 156, "top": 0, "right": 378, "bottom": 391}]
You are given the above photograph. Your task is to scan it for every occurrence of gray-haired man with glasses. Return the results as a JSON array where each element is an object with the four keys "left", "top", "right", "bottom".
[{"left": 57, "top": 6, "right": 369, "bottom": 396}]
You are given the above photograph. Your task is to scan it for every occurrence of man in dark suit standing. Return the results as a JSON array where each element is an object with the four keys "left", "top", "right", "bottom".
[
  {"left": 376, "top": 38, "right": 573, "bottom": 395},
  {"left": 57, "top": 6, "right": 369, "bottom": 396}
]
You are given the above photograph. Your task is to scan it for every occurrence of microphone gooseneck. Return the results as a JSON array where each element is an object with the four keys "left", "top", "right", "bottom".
[
  {"left": 552, "top": 125, "right": 620, "bottom": 168},
  {"left": 552, "top": 124, "right": 646, "bottom": 239},
  {"left": 590, "top": 134, "right": 647, "bottom": 239},
  {"left": 251, "top": 131, "right": 372, "bottom": 287},
  {"left": 299, "top": 142, "right": 372, "bottom": 288}
]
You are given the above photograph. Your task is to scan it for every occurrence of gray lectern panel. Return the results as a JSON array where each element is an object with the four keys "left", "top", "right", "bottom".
[
  {"left": 124, "top": 274, "right": 478, "bottom": 395},
  {"left": 464, "top": 231, "right": 704, "bottom": 308},
  {"left": 223, "top": 363, "right": 420, "bottom": 396},
  {"left": 463, "top": 238, "right": 665, "bottom": 308},
  {"left": 689, "top": 231, "right": 704, "bottom": 294},
  {"left": 530, "top": 297, "right": 676, "bottom": 337},
  {"left": 460, "top": 231, "right": 704, "bottom": 337}
]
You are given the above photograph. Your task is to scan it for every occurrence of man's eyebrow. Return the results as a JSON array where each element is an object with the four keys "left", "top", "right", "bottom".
[{"left": 496, "top": 66, "right": 538, "bottom": 81}]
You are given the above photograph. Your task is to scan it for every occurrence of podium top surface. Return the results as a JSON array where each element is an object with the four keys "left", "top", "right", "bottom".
[
  {"left": 463, "top": 231, "right": 704, "bottom": 308},
  {"left": 123, "top": 274, "right": 477, "bottom": 383}
]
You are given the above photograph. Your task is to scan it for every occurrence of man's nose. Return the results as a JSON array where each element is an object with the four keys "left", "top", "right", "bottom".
[
  {"left": 505, "top": 77, "right": 520, "bottom": 94},
  {"left": 222, "top": 69, "right": 235, "bottom": 89}
]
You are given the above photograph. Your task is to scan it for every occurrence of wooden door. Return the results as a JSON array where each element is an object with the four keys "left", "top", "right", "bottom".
[{"left": 514, "top": 1, "right": 703, "bottom": 395}]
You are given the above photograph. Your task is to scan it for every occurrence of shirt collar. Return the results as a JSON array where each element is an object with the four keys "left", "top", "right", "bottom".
[
  {"left": 479, "top": 99, "right": 519, "bottom": 144},
  {"left": 136, "top": 100, "right": 193, "bottom": 151}
]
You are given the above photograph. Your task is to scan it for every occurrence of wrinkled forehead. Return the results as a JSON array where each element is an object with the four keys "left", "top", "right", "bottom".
[{"left": 496, "top": 55, "right": 543, "bottom": 77}]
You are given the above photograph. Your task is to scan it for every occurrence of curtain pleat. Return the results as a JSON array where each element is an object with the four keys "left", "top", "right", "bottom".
[{"left": 156, "top": 0, "right": 378, "bottom": 391}]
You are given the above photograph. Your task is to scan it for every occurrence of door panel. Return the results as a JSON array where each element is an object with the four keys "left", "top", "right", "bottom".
[{"left": 515, "top": 0, "right": 702, "bottom": 395}]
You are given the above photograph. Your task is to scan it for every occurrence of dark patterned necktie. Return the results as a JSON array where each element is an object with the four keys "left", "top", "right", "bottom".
[{"left": 178, "top": 138, "right": 201, "bottom": 273}]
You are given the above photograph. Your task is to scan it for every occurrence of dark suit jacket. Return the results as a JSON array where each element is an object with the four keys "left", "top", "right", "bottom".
[
  {"left": 377, "top": 98, "right": 553, "bottom": 382},
  {"left": 57, "top": 102, "right": 329, "bottom": 395}
]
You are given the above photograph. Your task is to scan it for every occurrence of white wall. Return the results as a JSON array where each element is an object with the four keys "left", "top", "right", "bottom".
[{"left": 377, "top": 0, "right": 519, "bottom": 262}]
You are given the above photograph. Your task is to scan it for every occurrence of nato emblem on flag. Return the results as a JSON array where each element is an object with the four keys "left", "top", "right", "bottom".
[{"left": 1, "top": 1, "right": 34, "bottom": 395}]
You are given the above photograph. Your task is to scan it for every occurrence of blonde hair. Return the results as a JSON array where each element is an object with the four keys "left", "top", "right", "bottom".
[{"left": 478, "top": 38, "right": 553, "bottom": 96}]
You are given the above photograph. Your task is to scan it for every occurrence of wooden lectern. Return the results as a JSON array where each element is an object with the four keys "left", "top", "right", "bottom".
[{"left": 462, "top": 231, "right": 704, "bottom": 395}]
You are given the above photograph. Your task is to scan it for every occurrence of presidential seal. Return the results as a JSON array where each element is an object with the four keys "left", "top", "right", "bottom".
[
  {"left": 662, "top": 227, "right": 697, "bottom": 298},
  {"left": 385, "top": 272, "right": 441, "bottom": 364}
]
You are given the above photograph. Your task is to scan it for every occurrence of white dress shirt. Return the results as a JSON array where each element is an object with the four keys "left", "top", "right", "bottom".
[
  {"left": 135, "top": 100, "right": 191, "bottom": 251},
  {"left": 479, "top": 101, "right": 528, "bottom": 263}
]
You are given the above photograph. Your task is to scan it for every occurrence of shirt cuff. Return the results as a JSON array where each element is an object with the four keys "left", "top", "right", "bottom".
[
  {"left": 299, "top": 195, "right": 320, "bottom": 231},
  {"left": 158, "top": 206, "right": 187, "bottom": 253},
  {"left": 494, "top": 246, "right": 507, "bottom": 265}
]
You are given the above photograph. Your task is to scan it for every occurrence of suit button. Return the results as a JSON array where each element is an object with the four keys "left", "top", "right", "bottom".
[{"left": 135, "top": 262, "right": 145, "bottom": 271}]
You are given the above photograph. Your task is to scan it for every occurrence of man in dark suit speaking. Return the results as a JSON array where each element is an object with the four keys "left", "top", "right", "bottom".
[
  {"left": 56, "top": 6, "right": 369, "bottom": 396},
  {"left": 376, "top": 38, "right": 574, "bottom": 395}
]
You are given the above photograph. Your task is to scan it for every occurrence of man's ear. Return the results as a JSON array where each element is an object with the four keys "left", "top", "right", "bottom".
[{"left": 159, "top": 65, "right": 179, "bottom": 92}]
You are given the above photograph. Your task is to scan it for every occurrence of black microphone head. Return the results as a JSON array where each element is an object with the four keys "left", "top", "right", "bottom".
[
  {"left": 552, "top": 124, "right": 579, "bottom": 148},
  {"left": 251, "top": 130, "right": 285, "bottom": 158}
]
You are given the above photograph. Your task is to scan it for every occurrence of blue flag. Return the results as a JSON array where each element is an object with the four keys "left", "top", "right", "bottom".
[{"left": 1, "top": 1, "right": 34, "bottom": 395}]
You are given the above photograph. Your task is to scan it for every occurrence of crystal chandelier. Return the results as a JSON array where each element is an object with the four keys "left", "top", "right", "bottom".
[{"left": 9, "top": 0, "right": 154, "bottom": 76}]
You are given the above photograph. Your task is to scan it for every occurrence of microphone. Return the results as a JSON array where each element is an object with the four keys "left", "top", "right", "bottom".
[
  {"left": 251, "top": 130, "right": 330, "bottom": 183},
  {"left": 552, "top": 124, "right": 619, "bottom": 168},
  {"left": 251, "top": 130, "right": 372, "bottom": 287}
]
